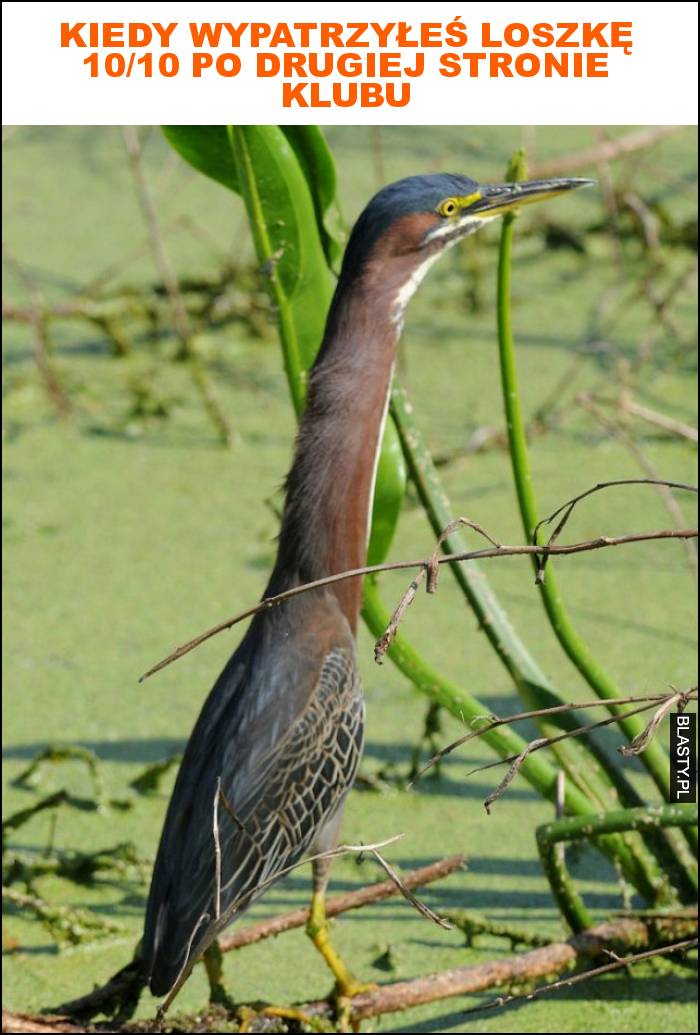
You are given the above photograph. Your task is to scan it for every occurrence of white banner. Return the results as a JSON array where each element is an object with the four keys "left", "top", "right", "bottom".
[{"left": 2, "top": 1, "right": 698, "bottom": 125}]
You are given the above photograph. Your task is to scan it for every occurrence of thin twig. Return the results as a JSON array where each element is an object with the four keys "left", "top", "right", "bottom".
[
  {"left": 2, "top": 246, "right": 73, "bottom": 416},
  {"left": 411, "top": 690, "right": 697, "bottom": 784},
  {"left": 374, "top": 516, "right": 502, "bottom": 662},
  {"left": 140, "top": 526, "right": 698, "bottom": 681},
  {"left": 618, "top": 688, "right": 695, "bottom": 757},
  {"left": 363, "top": 849, "right": 452, "bottom": 930},
  {"left": 532, "top": 477, "right": 697, "bottom": 581},
  {"left": 219, "top": 854, "right": 465, "bottom": 952},
  {"left": 621, "top": 191, "right": 660, "bottom": 251},
  {"left": 464, "top": 695, "right": 698, "bottom": 804},
  {"left": 483, "top": 739, "right": 548, "bottom": 814},
  {"left": 619, "top": 395, "right": 698, "bottom": 443},
  {"left": 534, "top": 479, "right": 697, "bottom": 544},
  {"left": 529, "top": 126, "right": 682, "bottom": 178},
  {"left": 121, "top": 126, "right": 231, "bottom": 445},
  {"left": 374, "top": 577, "right": 423, "bottom": 663},
  {"left": 216, "top": 783, "right": 251, "bottom": 837},
  {"left": 461, "top": 938, "right": 698, "bottom": 1017},
  {"left": 121, "top": 130, "right": 193, "bottom": 350},
  {"left": 576, "top": 397, "right": 698, "bottom": 580},
  {"left": 639, "top": 257, "right": 698, "bottom": 349}
]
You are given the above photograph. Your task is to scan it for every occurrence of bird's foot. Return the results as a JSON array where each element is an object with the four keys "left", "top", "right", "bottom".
[
  {"left": 202, "top": 941, "right": 237, "bottom": 1011},
  {"left": 306, "top": 910, "right": 368, "bottom": 994},
  {"left": 333, "top": 980, "right": 376, "bottom": 1034},
  {"left": 335, "top": 977, "right": 376, "bottom": 999},
  {"left": 236, "top": 1002, "right": 331, "bottom": 1032},
  {"left": 306, "top": 891, "right": 375, "bottom": 1031},
  {"left": 264, "top": 1004, "right": 331, "bottom": 1031}
]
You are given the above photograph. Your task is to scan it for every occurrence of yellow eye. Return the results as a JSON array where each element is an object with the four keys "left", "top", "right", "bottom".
[{"left": 438, "top": 198, "right": 459, "bottom": 217}]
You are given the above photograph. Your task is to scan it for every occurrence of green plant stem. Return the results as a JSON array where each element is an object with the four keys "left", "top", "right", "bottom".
[
  {"left": 496, "top": 201, "right": 673, "bottom": 805},
  {"left": 227, "top": 126, "right": 305, "bottom": 416},
  {"left": 389, "top": 385, "right": 695, "bottom": 895},
  {"left": 445, "top": 909, "right": 554, "bottom": 949},
  {"left": 390, "top": 387, "right": 633, "bottom": 804},
  {"left": 362, "top": 578, "right": 664, "bottom": 904},
  {"left": 537, "top": 805, "right": 698, "bottom": 933}
]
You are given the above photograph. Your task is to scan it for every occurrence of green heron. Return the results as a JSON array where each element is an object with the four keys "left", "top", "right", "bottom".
[{"left": 142, "top": 171, "right": 590, "bottom": 1003}]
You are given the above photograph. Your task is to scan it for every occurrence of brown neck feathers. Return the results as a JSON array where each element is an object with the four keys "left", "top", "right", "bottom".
[{"left": 271, "top": 213, "right": 437, "bottom": 631}]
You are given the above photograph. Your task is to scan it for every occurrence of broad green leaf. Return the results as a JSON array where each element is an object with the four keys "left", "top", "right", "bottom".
[
  {"left": 282, "top": 127, "right": 346, "bottom": 269},
  {"left": 227, "top": 126, "right": 330, "bottom": 307},
  {"left": 227, "top": 125, "right": 334, "bottom": 411},
  {"left": 162, "top": 125, "right": 344, "bottom": 273},
  {"left": 162, "top": 126, "right": 239, "bottom": 193},
  {"left": 162, "top": 123, "right": 406, "bottom": 560}
]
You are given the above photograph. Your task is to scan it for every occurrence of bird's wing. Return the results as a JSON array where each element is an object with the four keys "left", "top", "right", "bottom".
[{"left": 142, "top": 600, "right": 363, "bottom": 996}]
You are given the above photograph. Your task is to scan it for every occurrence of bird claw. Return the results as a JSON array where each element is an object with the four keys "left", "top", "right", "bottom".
[
  {"left": 236, "top": 1002, "right": 331, "bottom": 1033},
  {"left": 336, "top": 978, "right": 377, "bottom": 999},
  {"left": 333, "top": 979, "right": 376, "bottom": 1033}
]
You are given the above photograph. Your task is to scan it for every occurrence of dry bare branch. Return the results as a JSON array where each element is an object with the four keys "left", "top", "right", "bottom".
[
  {"left": 619, "top": 396, "right": 698, "bottom": 443},
  {"left": 412, "top": 690, "right": 698, "bottom": 784},
  {"left": 575, "top": 398, "right": 698, "bottom": 579},
  {"left": 302, "top": 914, "right": 698, "bottom": 1023},
  {"left": 532, "top": 477, "right": 697, "bottom": 582},
  {"left": 464, "top": 694, "right": 698, "bottom": 808},
  {"left": 426, "top": 517, "right": 502, "bottom": 594},
  {"left": 141, "top": 524, "right": 698, "bottom": 682},
  {"left": 529, "top": 126, "right": 682, "bottom": 178},
  {"left": 618, "top": 688, "right": 695, "bottom": 757},
  {"left": 219, "top": 854, "right": 465, "bottom": 952},
  {"left": 121, "top": 126, "right": 231, "bottom": 445},
  {"left": 533, "top": 478, "right": 697, "bottom": 546},
  {"left": 460, "top": 937, "right": 698, "bottom": 1018},
  {"left": 483, "top": 739, "right": 548, "bottom": 814},
  {"left": 2, "top": 246, "right": 73, "bottom": 416},
  {"left": 21, "top": 914, "right": 699, "bottom": 1032},
  {"left": 374, "top": 576, "right": 423, "bottom": 663},
  {"left": 362, "top": 848, "right": 452, "bottom": 930},
  {"left": 621, "top": 191, "right": 660, "bottom": 251}
]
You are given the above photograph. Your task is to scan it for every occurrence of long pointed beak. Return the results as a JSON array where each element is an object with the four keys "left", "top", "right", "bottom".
[{"left": 469, "top": 177, "right": 594, "bottom": 218}]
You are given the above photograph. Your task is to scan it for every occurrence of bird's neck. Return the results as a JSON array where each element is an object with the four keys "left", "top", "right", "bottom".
[{"left": 271, "top": 269, "right": 405, "bottom": 632}]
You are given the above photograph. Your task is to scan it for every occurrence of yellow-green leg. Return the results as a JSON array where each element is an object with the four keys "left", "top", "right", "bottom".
[
  {"left": 306, "top": 887, "right": 365, "bottom": 998},
  {"left": 306, "top": 856, "right": 375, "bottom": 1028},
  {"left": 203, "top": 940, "right": 235, "bottom": 1010}
]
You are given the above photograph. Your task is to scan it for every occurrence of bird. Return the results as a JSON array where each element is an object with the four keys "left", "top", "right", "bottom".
[{"left": 141, "top": 171, "right": 591, "bottom": 1004}]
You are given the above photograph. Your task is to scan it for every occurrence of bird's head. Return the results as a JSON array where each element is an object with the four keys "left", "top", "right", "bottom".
[{"left": 339, "top": 172, "right": 592, "bottom": 321}]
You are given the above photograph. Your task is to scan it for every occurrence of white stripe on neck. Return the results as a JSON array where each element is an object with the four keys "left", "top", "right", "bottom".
[
  {"left": 365, "top": 362, "right": 394, "bottom": 553},
  {"left": 390, "top": 252, "right": 441, "bottom": 327}
]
